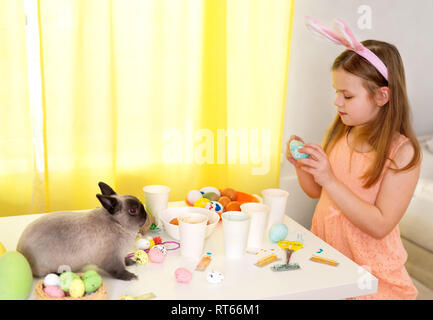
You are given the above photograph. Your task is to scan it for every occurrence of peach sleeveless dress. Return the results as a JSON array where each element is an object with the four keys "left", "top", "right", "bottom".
[{"left": 310, "top": 132, "right": 418, "bottom": 300}]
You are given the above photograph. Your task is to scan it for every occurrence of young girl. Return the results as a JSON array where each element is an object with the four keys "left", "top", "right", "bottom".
[{"left": 286, "top": 18, "right": 421, "bottom": 299}]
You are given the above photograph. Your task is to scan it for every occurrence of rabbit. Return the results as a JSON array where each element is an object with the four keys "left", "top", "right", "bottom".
[{"left": 16, "top": 182, "right": 148, "bottom": 281}]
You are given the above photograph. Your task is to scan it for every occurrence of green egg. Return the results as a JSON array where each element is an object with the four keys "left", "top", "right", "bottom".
[
  {"left": 81, "top": 270, "right": 102, "bottom": 293},
  {"left": 203, "top": 192, "right": 219, "bottom": 201},
  {"left": 59, "top": 271, "right": 80, "bottom": 292},
  {"left": 0, "top": 251, "right": 33, "bottom": 300}
]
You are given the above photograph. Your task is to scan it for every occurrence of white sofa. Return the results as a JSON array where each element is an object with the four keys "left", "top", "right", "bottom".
[{"left": 399, "top": 136, "right": 433, "bottom": 300}]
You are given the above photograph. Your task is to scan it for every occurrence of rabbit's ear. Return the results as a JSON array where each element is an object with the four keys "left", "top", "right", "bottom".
[
  {"left": 305, "top": 16, "right": 345, "bottom": 46},
  {"left": 96, "top": 194, "right": 119, "bottom": 214},
  {"left": 98, "top": 182, "right": 117, "bottom": 196}
]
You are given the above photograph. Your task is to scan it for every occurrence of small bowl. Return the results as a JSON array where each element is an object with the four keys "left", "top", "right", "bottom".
[{"left": 160, "top": 207, "right": 219, "bottom": 240}]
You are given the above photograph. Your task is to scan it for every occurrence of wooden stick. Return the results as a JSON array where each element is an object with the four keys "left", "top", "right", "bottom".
[{"left": 310, "top": 255, "right": 339, "bottom": 266}]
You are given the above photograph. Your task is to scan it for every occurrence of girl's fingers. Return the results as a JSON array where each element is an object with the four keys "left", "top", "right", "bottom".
[
  {"left": 304, "top": 143, "right": 326, "bottom": 156},
  {"left": 298, "top": 146, "right": 321, "bottom": 161},
  {"left": 300, "top": 166, "right": 315, "bottom": 175},
  {"left": 297, "top": 158, "right": 317, "bottom": 168}
]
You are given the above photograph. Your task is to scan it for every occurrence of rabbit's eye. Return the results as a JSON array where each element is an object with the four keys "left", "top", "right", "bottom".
[{"left": 129, "top": 208, "right": 137, "bottom": 215}]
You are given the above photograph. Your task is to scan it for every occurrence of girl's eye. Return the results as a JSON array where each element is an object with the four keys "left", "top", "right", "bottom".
[
  {"left": 344, "top": 96, "right": 353, "bottom": 100},
  {"left": 129, "top": 208, "right": 137, "bottom": 215}
]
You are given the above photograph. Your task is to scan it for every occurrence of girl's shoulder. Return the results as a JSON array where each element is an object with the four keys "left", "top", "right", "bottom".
[{"left": 388, "top": 133, "right": 416, "bottom": 169}]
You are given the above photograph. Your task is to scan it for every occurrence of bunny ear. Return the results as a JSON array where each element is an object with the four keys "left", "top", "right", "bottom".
[
  {"left": 333, "top": 19, "right": 363, "bottom": 51},
  {"left": 305, "top": 16, "right": 346, "bottom": 46}
]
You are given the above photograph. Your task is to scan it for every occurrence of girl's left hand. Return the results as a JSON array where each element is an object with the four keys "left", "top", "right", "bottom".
[{"left": 297, "top": 143, "right": 336, "bottom": 188}]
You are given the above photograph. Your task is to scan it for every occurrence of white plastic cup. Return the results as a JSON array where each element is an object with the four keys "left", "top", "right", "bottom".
[
  {"left": 221, "top": 211, "right": 251, "bottom": 258},
  {"left": 142, "top": 185, "right": 170, "bottom": 228},
  {"left": 178, "top": 213, "right": 208, "bottom": 260},
  {"left": 262, "top": 188, "right": 289, "bottom": 232},
  {"left": 240, "top": 203, "right": 269, "bottom": 251}
]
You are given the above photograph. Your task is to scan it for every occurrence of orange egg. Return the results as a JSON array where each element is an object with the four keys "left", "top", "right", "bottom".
[
  {"left": 225, "top": 201, "right": 241, "bottom": 212},
  {"left": 221, "top": 188, "right": 237, "bottom": 201},
  {"left": 218, "top": 196, "right": 231, "bottom": 208}
]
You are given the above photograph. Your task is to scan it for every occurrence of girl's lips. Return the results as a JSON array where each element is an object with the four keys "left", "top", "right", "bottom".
[{"left": 339, "top": 111, "right": 347, "bottom": 116}]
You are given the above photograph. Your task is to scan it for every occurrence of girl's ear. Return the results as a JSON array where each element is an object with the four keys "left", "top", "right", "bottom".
[{"left": 375, "top": 86, "right": 390, "bottom": 107}]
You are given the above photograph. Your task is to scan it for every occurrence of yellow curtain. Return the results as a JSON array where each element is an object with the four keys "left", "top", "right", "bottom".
[
  {"left": 0, "top": 0, "right": 295, "bottom": 216},
  {"left": 0, "top": 0, "right": 35, "bottom": 216}
]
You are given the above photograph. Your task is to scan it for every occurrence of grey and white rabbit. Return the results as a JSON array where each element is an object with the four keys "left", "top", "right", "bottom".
[{"left": 17, "top": 182, "right": 148, "bottom": 280}]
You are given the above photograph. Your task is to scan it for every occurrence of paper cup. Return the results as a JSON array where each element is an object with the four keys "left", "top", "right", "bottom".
[
  {"left": 178, "top": 213, "right": 208, "bottom": 260},
  {"left": 240, "top": 203, "right": 269, "bottom": 252},
  {"left": 221, "top": 211, "right": 251, "bottom": 258},
  {"left": 262, "top": 188, "right": 289, "bottom": 232},
  {"left": 143, "top": 185, "right": 170, "bottom": 228}
]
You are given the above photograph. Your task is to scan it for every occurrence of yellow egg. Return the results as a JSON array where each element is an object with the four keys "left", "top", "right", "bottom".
[
  {"left": 69, "top": 278, "right": 85, "bottom": 298},
  {"left": 194, "top": 198, "right": 210, "bottom": 208},
  {"left": 0, "top": 242, "right": 6, "bottom": 257},
  {"left": 133, "top": 250, "right": 149, "bottom": 265}
]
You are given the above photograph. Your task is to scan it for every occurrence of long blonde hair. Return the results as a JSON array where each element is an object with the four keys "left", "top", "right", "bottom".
[{"left": 323, "top": 40, "right": 421, "bottom": 188}]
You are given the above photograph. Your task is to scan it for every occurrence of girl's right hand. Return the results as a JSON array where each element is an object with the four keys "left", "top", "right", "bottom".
[{"left": 286, "top": 135, "right": 305, "bottom": 169}]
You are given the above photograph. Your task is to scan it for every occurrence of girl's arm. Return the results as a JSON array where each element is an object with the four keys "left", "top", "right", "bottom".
[
  {"left": 298, "top": 142, "right": 420, "bottom": 239},
  {"left": 286, "top": 137, "right": 322, "bottom": 198}
]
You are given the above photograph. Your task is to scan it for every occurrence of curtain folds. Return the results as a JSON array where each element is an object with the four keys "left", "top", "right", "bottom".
[{"left": 0, "top": 0, "right": 295, "bottom": 216}]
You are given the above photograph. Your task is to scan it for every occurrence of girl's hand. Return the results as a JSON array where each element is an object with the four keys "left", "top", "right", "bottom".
[
  {"left": 285, "top": 135, "right": 305, "bottom": 169},
  {"left": 297, "top": 143, "right": 336, "bottom": 187}
]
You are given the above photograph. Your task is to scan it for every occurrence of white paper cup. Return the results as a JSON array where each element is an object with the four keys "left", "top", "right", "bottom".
[
  {"left": 221, "top": 211, "right": 251, "bottom": 258},
  {"left": 178, "top": 213, "right": 208, "bottom": 260},
  {"left": 262, "top": 188, "right": 289, "bottom": 232},
  {"left": 143, "top": 185, "right": 170, "bottom": 227},
  {"left": 240, "top": 203, "right": 269, "bottom": 251}
]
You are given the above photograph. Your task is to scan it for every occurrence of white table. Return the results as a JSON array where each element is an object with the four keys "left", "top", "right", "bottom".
[{"left": 0, "top": 201, "right": 377, "bottom": 300}]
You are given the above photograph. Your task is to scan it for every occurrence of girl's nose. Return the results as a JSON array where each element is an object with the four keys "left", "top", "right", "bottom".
[{"left": 334, "top": 93, "right": 344, "bottom": 108}]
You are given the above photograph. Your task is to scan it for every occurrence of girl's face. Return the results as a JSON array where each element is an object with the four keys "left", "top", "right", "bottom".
[{"left": 332, "top": 68, "right": 381, "bottom": 127}]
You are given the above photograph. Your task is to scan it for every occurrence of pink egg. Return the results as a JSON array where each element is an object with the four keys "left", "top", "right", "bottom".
[
  {"left": 148, "top": 248, "right": 165, "bottom": 263},
  {"left": 44, "top": 285, "right": 65, "bottom": 298},
  {"left": 174, "top": 268, "right": 192, "bottom": 283}
]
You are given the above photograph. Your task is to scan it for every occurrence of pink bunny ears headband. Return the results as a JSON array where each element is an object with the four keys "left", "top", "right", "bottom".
[{"left": 305, "top": 16, "right": 388, "bottom": 81}]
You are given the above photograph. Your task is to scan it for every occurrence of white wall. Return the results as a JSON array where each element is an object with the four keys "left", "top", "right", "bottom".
[{"left": 280, "top": 0, "right": 433, "bottom": 228}]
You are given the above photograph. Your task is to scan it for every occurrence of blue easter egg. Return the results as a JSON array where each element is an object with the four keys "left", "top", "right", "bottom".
[
  {"left": 269, "top": 224, "right": 288, "bottom": 243},
  {"left": 289, "top": 140, "right": 309, "bottom": 160}
]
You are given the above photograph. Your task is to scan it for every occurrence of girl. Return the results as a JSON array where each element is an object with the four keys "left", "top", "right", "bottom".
[{"left": 286, "top": 18, "right": 421, "bottom": 299}]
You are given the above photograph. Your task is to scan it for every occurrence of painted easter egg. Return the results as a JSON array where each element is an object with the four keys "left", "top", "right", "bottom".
[
  {"left": 194, "top": 198, "right": 210, "bottom": 208},
  {"left": 203, "top": 192, "right": 219, "bottom": 201},
  {"left": 289, "top": 140, "right": 309, "bottom": 160},
  {"left": 136, "top": 238, "right": 151, "bottom": 250},
  {"left": 205, "top": 201, "right": 224, "bottom": 214},
  {"left": 187, "top": 190, "right": 203, "bottom": 206},
  {"left": 148, "top": 248, "right": 165, "bottom": 263},
  {"left": 43, "top": 285, "right": 65, "bottom": 298},
  {"left": 0, "top": 251, "right": 33, "bottom": 300},
  {"left": 221, "top": 188, "right": 237, "bottom": 201},
  {"left": 200, "top": 187, "right": 221, "bottom": 198},
  {"left": 269, "top": 224, "right": 288, "bottom": 243},
  {"left": 153, "top": 244, "right": 167, "bottom": 255},
  {"left": 59, "top": 272, "right": 80, "bottom": 292}
]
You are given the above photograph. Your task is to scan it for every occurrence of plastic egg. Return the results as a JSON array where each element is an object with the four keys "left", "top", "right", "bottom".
[
  {"left": 218, "top": 196, "right": 231, "bottom": 208},
  {"left": 205, "top": 201, "right": 224, "bottom": 214},
  {"left": 133, "top": 250, "right": 149, "bottom": 265},
  {"left": 194, "top": 198, "right": 210, "bottom": 208},
  {"left": 69, "top": 278, "right": 85, "bottom": 298},
  {"left": 200, "top": 187, "right": 221, "bottom": 198},
  {"left": 44, "top": 273, "right": 61, "bottom": 288},
  {"left": 207, "top": 270, "right": 224, "bottom": 284},
  {"left": 136, "top": 238, "right": 151, "bottom": 250},
  {"left": 0, "top": 251, "right": 33, "bottom": 300},
  {"left": 289, "top": 140, "right": 309, "bottom": 160},
  {"left": 148, "top": 248, "right": 165, "bottom": 263},
  {"left": 175, "top": 268, "right": 192, "bottom": 283},
  {"left": 269, "top": 223, "right": 288, "bottom": 243},
  {"left": 44, "top": 285, "right": 65, "bottom": 298},
  {"left": 81, "top": 270, "right": 102, "bottom": 293},
  {"left": 59, "top": 272, "right": 80, "bottom": 292},
  {"left": 187, "top": 190, "right": 203, "bottom": 205}
]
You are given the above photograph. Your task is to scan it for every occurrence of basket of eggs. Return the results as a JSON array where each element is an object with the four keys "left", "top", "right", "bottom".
[
  {"left": 34, "top": 270, "right": 108, "bottom": 300},
  {"left": 186, "top": 187, "right": 261, "bottom": 220}
]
